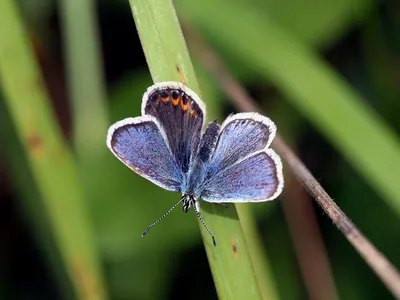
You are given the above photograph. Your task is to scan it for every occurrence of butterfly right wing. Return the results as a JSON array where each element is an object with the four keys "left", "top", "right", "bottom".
[
  {"left": 198, "top": 112, "right": 283, "bottom": 202},
  {"left": 200, "top": 149, "right": 283, "bottom": 202},
  {"left": 107, "top": 115, "right": 184, "bottom": 191},
  {"left": 204, "top": 112, "right": 277, "bottom": 178}
]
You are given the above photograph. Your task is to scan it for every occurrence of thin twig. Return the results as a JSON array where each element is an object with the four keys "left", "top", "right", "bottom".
[{"left": 186, "top": 27, "right": 400, "bottom": 299}]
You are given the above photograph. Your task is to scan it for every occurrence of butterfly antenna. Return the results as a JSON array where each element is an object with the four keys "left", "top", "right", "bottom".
[
  {"left": 193, "top": 203, "right": 217, "bottom": 247},
  {"left": 142, "top": 198, "right": 183, "bottom": 238}
]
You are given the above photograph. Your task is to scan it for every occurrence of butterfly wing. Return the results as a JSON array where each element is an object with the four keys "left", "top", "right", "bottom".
[
  {"left": 141, "top": 82, "right": 205, "bottom": 174},
  {"left": 107, "top": 116, "right": 183, "bottom": 191},
  {"left": 205, "top": 112, "right": 276, "bottom": 176},
  {"left": 200, "top": 150, "right": 283, "bottom": 202},
  {"left": 198, "top": 112, "right": 283, "bottom": 202}
]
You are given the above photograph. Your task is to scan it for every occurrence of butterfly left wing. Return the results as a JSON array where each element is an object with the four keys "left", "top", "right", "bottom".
[
  {"left": 142, "top": 82, "right": 205, "bottom": 174},
  {"left": 200, "top": 149, "right": 283, "bottom": 202},
  {"left": 107, "top": 116, "right": 184, "bottom": 191}
]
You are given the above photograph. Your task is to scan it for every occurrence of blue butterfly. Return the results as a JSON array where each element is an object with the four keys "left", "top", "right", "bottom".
[{"left": 106, "top": 82, "right": 284, "bottom": 246}]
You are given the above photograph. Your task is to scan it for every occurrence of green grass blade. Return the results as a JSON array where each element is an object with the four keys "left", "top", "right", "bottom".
[
  {"left": 180, "top": 1, "right": 400, "bottom": 217},
  {"left": 249, "top": 0, "right": 373, "bottom": 48},
  {"left": 57, "top": 0, "right": 111, "bottom": 298},
  {"left": 0, "top": 1, "right": 106, "bottom": 299},
  {"left": 236, "top": 204, "right": 280, "bottom": 300},
  {"left": 130, "top": 0, "right": 199, "bottom": 89},
  {"left": 58, "top": 0, "right": 109, "bottom": 156},
  {"left": 129, "top": 0, "right": 269, "bottom": 298},
  {"left": 0, "top": 100, "right": 76, "bottom": 300}
]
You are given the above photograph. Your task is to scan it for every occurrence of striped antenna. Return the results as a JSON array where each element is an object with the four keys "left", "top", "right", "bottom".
[
  {"left": 141, "top": 198, "right": 183, "bottom": 237},
  {"left": 193, "top": 203, "right": 216, "bottom": 247}
]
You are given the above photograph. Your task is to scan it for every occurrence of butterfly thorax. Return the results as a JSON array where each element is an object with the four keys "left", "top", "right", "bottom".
[
  {"left": 182, "top": 120, "right": 221, "bottom": 196},
  {"left": 181, "top": 193, "right": 198, "bottom": 213},
  {"left": 184, "top": 159, "right": 205, "bottom": 191}
]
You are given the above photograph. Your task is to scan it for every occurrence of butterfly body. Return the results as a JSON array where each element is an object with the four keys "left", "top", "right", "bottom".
[{"left": 107, "top": 82, "right": 284, "bottom": 245}]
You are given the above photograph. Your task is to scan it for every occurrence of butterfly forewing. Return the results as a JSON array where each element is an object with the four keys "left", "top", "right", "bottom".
[
  {"left": 142, "top": 82, "right": 206, "bottom": 174},
  {"left": 107, "top": 116, "right": 183, "bottom": 191}
]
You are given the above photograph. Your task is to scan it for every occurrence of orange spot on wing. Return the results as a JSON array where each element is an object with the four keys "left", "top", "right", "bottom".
[
  {"left": 190, "top": 109, "right": 196, "bottom": 115},
  {"left": 172, "top": 96, "right": 180, "bottom": 106},
  {"left": 161, "top": 96, "right": 170, "bottom": 103},
  {"left": 180, "top": 99, "right": 190, "bottom": 111}
]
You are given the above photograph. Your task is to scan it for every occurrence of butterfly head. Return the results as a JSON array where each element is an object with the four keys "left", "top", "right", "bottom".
[{"left": 181, "top": 192, "right": 197, "bottom": 213}]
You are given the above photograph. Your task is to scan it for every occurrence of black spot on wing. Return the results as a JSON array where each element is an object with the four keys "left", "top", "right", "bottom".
[{"left": 171, "top": 90, "right": 180, "bottom": 100}]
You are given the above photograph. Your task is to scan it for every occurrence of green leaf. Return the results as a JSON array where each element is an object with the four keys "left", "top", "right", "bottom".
[{"left": 0, "top": 1, "right": 107, "bottom": 299}]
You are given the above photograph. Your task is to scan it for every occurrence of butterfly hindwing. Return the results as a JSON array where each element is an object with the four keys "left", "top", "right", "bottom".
[
  {"left": 142, "top": 82, "right": 206, "bottom": 174},
  {"left": 200, "top": 149, "right": 283, "bottom": 202},
  {"left": 107, "top": 116, "right": 183, "bottom": 191}
]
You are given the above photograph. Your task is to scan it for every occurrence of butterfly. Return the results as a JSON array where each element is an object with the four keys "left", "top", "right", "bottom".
[{"left": 106, "top": 82, "right": 284, "bottom": 246}]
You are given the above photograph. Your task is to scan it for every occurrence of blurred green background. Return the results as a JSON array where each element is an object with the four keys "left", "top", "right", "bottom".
[{"left": 0, "top": 0, "right": 400, "bottom": 299}]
